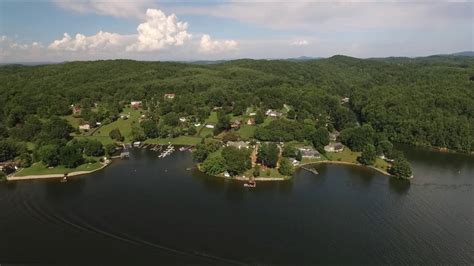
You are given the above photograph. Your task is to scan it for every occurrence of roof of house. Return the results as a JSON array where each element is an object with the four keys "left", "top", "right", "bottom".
[{"left": 298, "top": 146, "right": 321, "bottom": 157}]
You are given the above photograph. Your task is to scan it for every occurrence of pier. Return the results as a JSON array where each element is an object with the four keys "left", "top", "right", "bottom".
[{"left": 301, "top": 166, "right": 319, "bottom": 175}]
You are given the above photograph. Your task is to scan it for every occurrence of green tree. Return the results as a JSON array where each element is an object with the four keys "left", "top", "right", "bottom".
[
  {"left": 109, "top": 128, "right": 124, "bottom": 141},
  {"left": 201, "top": 156, "right": 227, "bottom": 175},
  {"left": 38, "top": 144, "right": 60, "bottom": 166},
  {"left": 188, "top": 126, "right": 197, "bottom": 136},
  {"left": 312, "top": 127, "right": 330, "bottom": 151},
  {"left": 257, "top": 143, "right": 279, "bottom": 168},
  {"left": 192, "top": 144, "right": 209, "bottom": 162},
  {"left": 358, "top": 144, "right": 377, "bottom": 165},
  {"left": 389, "top": 158, "right": 413, "bottom": 179},
  {"left": 278, "top": 158, "right": 295, "bottom": 176},
  {"left": 221, "top": 146, "right": 251, "bottom": 175},
  {"left": 83, "top": 139, "right": 104, "bottom": 156},
  {"left": 141, "top": 120, "right": 159, "bottom": 138},
  {"left": 105, "top": 143, "right": 117, "bottom": 156},
  {"left": 0, "top": 140, "right": 19, "bottom": 162},
  {"left": 60, "top": 146, "right": 84, "bottom": 168},
  {"left": 255, "top": 110, "right": 265, "bottom": 124}
]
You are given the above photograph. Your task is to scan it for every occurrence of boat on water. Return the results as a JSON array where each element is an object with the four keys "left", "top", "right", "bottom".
[
  {"left": 244, "top": 180, "right": 256, "bottom": 188},
  {"left": 60, "top": 175, "right": 67, "bottom": 183}
]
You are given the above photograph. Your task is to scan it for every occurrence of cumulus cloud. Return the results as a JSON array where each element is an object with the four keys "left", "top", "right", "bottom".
[
  {"left": 199, "top": 34, "right": 238, "bottom": 54},
  {"left": 1, "top": 36, "right": 45, "bottom": 61},
  {"left": 48, "top": 31, "right": 131, "bottom": 52},
  {"left": 126, "top": 9, "right": 191, "bottom": 52},
  {"left": 290, "top": 40, "right": 308, "bottom": 46},
  {"left": 53, "top": 0, "right": 153, "bottom": 18}
]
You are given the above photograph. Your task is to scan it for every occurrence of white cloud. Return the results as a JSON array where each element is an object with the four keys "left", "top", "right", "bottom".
[
  {"left": 199, "top": 34, "right": 238, "bottom": 54},
  {"left": 53, "top": 0, "right": 153, "bottom": 18},
  {"left": 290, "top": 40, "right": 308, "bottom": 46},
  {"left": 0, "top": 36, "right": 45, "bottom": 61},
  {"left": 126, "top": 9, "right": 191, "bottom": 52},
  {"left": 48, "top": 31, "right": 131, "bottom": 52}
]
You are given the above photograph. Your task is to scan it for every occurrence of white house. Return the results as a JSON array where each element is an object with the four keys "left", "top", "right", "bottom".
[{"left": 79, "top": 124, "right": 91, "bottom": 130}]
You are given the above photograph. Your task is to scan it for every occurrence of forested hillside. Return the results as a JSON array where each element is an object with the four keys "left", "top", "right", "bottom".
[{"left": 1, "top": 55, "right": 473, "bottom": 153}]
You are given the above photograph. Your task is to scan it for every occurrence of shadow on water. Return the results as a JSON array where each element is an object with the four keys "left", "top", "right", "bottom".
[{"left": 388, "top": 177, "right": 411, "bottom": 195}]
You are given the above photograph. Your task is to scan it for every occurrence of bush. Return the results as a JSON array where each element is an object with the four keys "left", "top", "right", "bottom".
[
  {"left": 278, "top": 158, "right": 295, "bottom": 176},
  {"left": 201, "top": 156, "right": 226, "bottom": 175}
]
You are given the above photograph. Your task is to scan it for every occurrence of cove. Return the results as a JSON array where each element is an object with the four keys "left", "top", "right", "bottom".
[{"left": 0, "top": 146, "right": 472, "bottom": 264}]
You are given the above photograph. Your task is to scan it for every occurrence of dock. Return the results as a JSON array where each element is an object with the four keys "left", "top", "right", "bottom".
[{"left": 301, "top": 166, "right": 319, "bottom": 175}]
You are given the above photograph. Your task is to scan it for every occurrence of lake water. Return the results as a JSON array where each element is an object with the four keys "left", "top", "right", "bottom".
[{"left": 1, "top": 146, "right": 473, "bottom": 264}]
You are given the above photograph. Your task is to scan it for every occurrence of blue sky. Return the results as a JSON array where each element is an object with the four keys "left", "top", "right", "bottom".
[{"left": 0, "top": 0, "right": 472, "bottom": 62}]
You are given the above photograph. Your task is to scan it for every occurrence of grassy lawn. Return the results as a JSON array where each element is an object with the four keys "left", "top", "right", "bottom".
[
  {"left": 236, "top": 125, "right": 256, "bottom": 140},
  {"left": 205, "top": 111, "right": 218, "bottom": 124},
  {"left": 91, "top": 107, "right": 142, "bottom": 143},
  {"left": 145, "top": 136, "right": 202, "bottom": 145},
  {"left": 262, "top": 117, "right": 274, "bottom": 126},
  {"left": 62, "top": 115, "right": 82, "bottom": 128},
  {"left": 199, "top": 127, "right": 214, "bottom": 137},
  {"left": 243, "top": 167, "right": 289, "bottom": 179},
  {"left": 325, "top": 148, "right": 360, "bottom": 164},
  {"left": 15, "top": 162, "right": 103, "bottom": 176},
  {"left": 74, "top": 135, "right": 116, "bottom": 145}
]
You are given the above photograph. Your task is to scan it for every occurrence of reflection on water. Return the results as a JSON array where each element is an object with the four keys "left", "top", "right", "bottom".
[{"left": 0, "top": 147, "right": 472, "bottom": 264}]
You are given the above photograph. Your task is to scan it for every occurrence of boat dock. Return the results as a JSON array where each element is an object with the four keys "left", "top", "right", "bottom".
[
  {"left": 301, "top": 166, "right": 319, "bottom": 175},
  {"left": 158, "top": 144, "right": 175, "bottom": 158}
]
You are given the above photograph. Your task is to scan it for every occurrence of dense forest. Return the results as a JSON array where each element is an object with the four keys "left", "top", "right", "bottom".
[{"left": 0, "top": 55, "right": 473, "bottom": 177}]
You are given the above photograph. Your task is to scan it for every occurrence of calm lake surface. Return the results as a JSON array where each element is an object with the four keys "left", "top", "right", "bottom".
[{"left": 1, "top": 146, "right": 473, "bottom": 264}]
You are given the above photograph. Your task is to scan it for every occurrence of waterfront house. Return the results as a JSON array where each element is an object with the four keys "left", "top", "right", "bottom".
[
  {"left": 298, "top": 146, "right": 321, "bottom": 158},
  {"left": 324, "top": 142, "right": 344, "bottom": 153},
  {"left": 227, "top": 141, "right": 249, "bottom": 150}
]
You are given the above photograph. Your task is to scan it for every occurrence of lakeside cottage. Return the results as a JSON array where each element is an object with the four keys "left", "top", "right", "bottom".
[
  {"left": 131, "top": 101, "right": 142, "bottom": 109},
  {"left": 324, "top": 142, "right": 344, "bottom": 153},
  {"left": 266, "top": 109, "right": 282, "bottom": 118},
  {"left": 164, "top": 93, "right": 175, "bottom": 100},
  {"left": 227, "top": 141, "right": 249, "bottom": 150},
  {"left": 298, "top": 146, "right": 321, "bottom": 158}
]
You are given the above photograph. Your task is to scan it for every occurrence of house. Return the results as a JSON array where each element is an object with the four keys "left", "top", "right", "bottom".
[
  {"left": 227, "top": 141, "right": 249, "bottom": 150},
  {"left": 329, "top": 131, "right": 340, "bottom": 142},
  {"left": 179, "top": 117, "right": 187, "bottom": 122},
  {"left": 205, "top": 124, "right": 215, "bottom": 129},
  {"left": 194, "top": 123, "right": 201, "bottom": 127},
  {"left": 247, "top": 118, "right": 255, "bottom": 125},
  {"left": 289, "top": 158, "right": 300, "bottom": 166},
  {"left": 164, "top": 93, "right": 175, "bottom": 100},
  {"left": 249, "top": 112, "right": 257, "bottom": 116},
  {"left": 324, "top": 142, "right": 344, "bottom": 153},
  {"left": 131, "top": 101, "right": 142, "bottom": 109},
  {"left": 341, "top": 97, "right": 350, "bottom": 104},
  {"left": 79, "top": 124, "right": 91, "bottom": 130},
  {"left": 72, "top": 105, "right": 81, "bottom": 115},
  {"left": 298, "top": 146, "right": 321, "bottom": 158},
  {"left": 231, "top": 120, "right": 242, "bottom": 129},
  {"left": 265, "top": 109, "right": 282, "bottom": 118}
]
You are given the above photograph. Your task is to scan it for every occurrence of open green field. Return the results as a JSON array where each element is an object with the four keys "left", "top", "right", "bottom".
[
  {"left": 63, "top": 115, "right": 82, "bottom": 128},
  {"left": 15, "top": 162, "right": 103, "bottom": 177},
  {"left": 236, "top": 125, "right": 256, "bottom": 140},
  {"left": 199, "top": 127, "right": 214, "bottom": 137},
  {"left": 91, "top": 107, "right": 142, "bottom": 143},
  {"left": 324, "top": 147, "right": 390, "bottom": 170},
  {"left": 205, "top": 112, "right": 218, "bottom": 124},
  {"left": 74, "top": 135, "right": 116, "bottom": 145},
  {"left": 145, "top": 136, "right": 202, "bottom": 145}
]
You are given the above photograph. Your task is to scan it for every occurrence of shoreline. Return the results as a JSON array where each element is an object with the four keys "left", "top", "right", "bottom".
[
  {"left": 299, "top": 160, "right": 393, "bottom": 177},
  {"left": 6, "top": 161, "right": 111, "bottom": 181}
]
